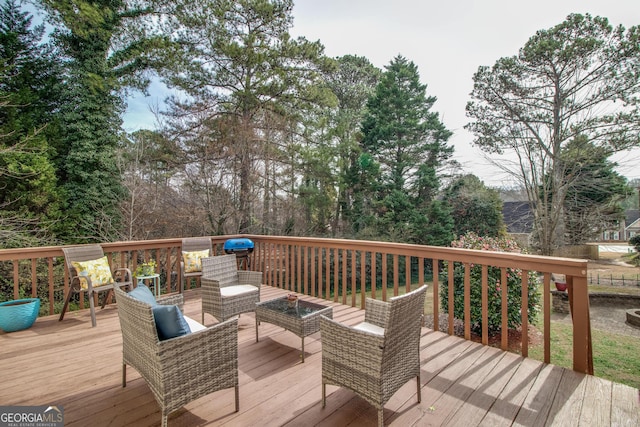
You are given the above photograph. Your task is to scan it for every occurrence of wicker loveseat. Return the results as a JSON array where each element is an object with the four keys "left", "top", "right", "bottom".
[{"left": 114, "top": 287, "right": 239, "bottom": 426}]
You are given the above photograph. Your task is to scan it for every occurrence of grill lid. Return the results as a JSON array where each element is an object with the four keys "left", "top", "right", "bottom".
[{"left": 223, "top": 238, "right": 254, "bottom": 253}]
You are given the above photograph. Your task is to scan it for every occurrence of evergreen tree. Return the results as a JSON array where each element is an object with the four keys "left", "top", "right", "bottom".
[
  {"left": 326, "top": 55, "right": 380, "bottom": 235},
  {"left": 442, "top": 174, "right": 505, "bottom": 239},
  {"left": 358, "top": 55, "right": 454, "bottom": 245},
  {"left": 0, "top": 0, "right": 61, "bottom": 247},
  {"left": 556, "top": 137, "right": 632, "bottom": 244},
  {"left": 42, "top": 0, "right": 173, "bottom": 242}
]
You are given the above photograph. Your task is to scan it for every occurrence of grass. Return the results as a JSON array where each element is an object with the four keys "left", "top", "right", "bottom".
[{"left": 528, "top": 321, "right": 640, "bottom": 390}]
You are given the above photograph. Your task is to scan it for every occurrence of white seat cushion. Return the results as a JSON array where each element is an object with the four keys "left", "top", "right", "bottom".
[
  {"left": 353, "top": 321, "right": 385, "bottom": 336},
  {"left": 221, "top": 284, "right": 258, "bottom": 297},
  {"left": 184, "top": 315, "right": 206, "bottom": 333}
]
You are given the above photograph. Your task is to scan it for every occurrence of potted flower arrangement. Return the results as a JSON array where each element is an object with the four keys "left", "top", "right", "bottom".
[
  {"left": 286, "top": 293, "right": 298, "bottom": 308},
  {"left": 134, "top": 259, "right": 157, "bottom": 277}
]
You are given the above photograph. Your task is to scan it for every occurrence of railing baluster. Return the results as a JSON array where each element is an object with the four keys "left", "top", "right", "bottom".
[
  {"left": 370, "top": 252, "right": 376, "bottom": 301},
  {"left": 501, "top": 268, "right": 508, "bottom": 351},
  {"left": 360, "top": 251, "right": 366, "bottom": 308},
  {"left": 310, "top": 247, "right": 316, "bottom": 297},
  {"left": 0, "top": 234, "right": 593, "bottom": 373},
  {"left": 317, "top": 248, "right": 323, "bottom": 298},
  {"left": 341, "top": 249, "right": 347, "bottom": 305},
  {"left": 464, "top": 263, "right": 471, "bottom": 340},
  {"left": 351, "top": 250, "right": 356, "bottom": 307},
  {"left": 303, "top": 246, "right": 309, "bottom": 295},
  {"left": 448, "top": 261, "right": 454, "bottom": 336},
  {"left": 482, "top": 264, "right": 488, "bottom": 345},
  {"left": 325, "top": 248, "right": 330, "bottom": 300},
  {"left": 48, "top": 258, "right": 54, "bottom": 315},
  {"left": 165, "top": 247, "right": 171, "bottom": 293},
  {"left": 432, "top": 258, "right": 439, "bottom": 331},
  {"left": 382, "top": 253, "right": 388, "bottom": 301},
  {"left": 297, "top": 245, "right": 303, "bottom": 294},
  {"left": 543, "top": 272, "right": 551, "bottom": 364},
  {"left": 333, "top": 248, "right": 340, "bottom": 302},
  {"left": 31, "top": 259, "right": 37, "bottom": 298},
  {"left": 13, "top": 259, "right": 19, "bottom": 300},
  {"left": 521, "top": 270, "right": 529, "bottom": 358},
  {"left": 405, "top": 255, "right": 411, "bottom": 293}
]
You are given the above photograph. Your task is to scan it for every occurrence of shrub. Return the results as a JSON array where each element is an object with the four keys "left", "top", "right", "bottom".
[
  {"left": 440, "top": 232, "right": 541, "bottom": 335},
  {"left": 629, "top": 235, "right": 640, "bottom": 266}
]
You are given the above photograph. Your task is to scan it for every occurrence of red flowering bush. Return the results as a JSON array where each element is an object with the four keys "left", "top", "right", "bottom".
[{"left": 440, "top": 232, "right": 541, "bottom": 335}]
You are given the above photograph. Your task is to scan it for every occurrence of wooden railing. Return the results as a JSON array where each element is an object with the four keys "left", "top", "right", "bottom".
[{"left": 0, "top": 234, "right": 592, "bottom": 374}]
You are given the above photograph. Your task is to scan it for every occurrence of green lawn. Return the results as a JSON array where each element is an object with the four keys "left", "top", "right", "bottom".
[
  {"left": 528, "top": 281, "right": 640, "bottom": 389},
  {"left": 528, "top": 321, "right": 640, "bottom": 389}
]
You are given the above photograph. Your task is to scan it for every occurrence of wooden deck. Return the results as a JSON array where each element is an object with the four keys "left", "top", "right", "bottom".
[{"left": 1, "top": 286, "right": 638, "bottom": 426}]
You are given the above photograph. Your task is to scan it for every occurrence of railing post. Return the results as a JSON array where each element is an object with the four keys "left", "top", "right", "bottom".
[{"left": 568, "top": 274, "right": 593, "bottom": 374}]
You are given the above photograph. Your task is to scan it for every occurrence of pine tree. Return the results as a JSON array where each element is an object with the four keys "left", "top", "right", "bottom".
[
  {"left": 0, "top": 0, "right": 61, "bottom": 247},
  {"left": 164, "top": 0, "right": 336, "bottom": 234},
  {"left": 358, "top": 55, "right": 454, "bottom": 245},
  {"left": 466, "top": 14, "right": 640, "bottom": 254}
]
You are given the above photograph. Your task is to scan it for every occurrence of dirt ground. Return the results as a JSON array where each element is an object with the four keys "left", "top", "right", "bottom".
[
  {"left": 588, "top": 252, "right": 639, "bottom": 277},
  {"left": 571, "top": 253, "right": 640, "bottom": 337}
]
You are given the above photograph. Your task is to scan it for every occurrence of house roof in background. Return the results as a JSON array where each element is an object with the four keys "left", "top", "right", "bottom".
[
  {"left": 625, "top": 209, "right": 639, "bottom": 228},
  {"left": 502, "top": 201, "right": 534, "bottom": 234}
]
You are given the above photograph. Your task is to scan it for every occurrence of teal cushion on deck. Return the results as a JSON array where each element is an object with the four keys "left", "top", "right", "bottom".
[
  {"left": 128, "top": 284, "right": 157, "bottom": 306},
  {"left": 153, "top": 305, "right": 191, "bottom": 341}
]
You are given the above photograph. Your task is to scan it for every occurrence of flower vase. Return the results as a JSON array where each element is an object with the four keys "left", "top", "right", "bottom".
[{"left": 286, "top": 294, "right": 298, "bottom": 308}]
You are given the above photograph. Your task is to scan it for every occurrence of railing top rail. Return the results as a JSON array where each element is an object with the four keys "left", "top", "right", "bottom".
[
  {"left": 0, "top": 234, "right": 588, "bottom": 278},
  {"left": 243, "top": 235, "right": 588, "bottom": 277}
]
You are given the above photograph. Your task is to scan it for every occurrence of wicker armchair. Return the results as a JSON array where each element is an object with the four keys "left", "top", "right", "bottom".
[
  {"left": 59, "top": 245, "right": 133, "bottom": 327},
  {"left": 201, "top": 254, "right": 262, "bottom": 323},
  {"left": 180, "top": 237, "right": 213, "bottom": 292},
  {"left": 320, "top": 285, "right": 428, "bottom": 427},
  {"left": 114, "top": 287, "right": 239, "bottom": 427}
]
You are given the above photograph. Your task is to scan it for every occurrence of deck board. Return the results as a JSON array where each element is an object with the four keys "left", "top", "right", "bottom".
[{"left": 1, "top": 285, "right": 638, "bottom": 426}]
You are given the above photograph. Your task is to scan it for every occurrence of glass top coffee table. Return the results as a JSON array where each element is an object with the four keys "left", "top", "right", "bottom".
[{"left": 255, "top": 296, "right": 333, "bottom": 362}]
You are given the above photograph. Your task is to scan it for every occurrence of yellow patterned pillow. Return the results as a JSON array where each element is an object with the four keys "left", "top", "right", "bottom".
[
  {"left": 72, "top": 256, "right": 114, "bottom": 290},
  {"left": 182, "top": 249, "right": 210, "bottom": 273}
]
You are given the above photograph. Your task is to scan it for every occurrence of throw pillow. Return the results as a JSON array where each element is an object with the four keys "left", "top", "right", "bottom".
[
  {"left": 127, "top": 284, "right": 157, "bottom": 306},
  {"left": 71, "top": 256, "right": 114, "bottom": 290},
  {"left": 182, "top": 249, "right": 210, "bottom": 273},
  {"left": 153, "top": 305, "right": 191, "bottom": 341}
]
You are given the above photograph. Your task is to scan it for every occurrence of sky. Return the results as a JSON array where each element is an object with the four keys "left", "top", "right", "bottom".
[{"left": 124, "top": 0, "right": 640, "bottom": 187}]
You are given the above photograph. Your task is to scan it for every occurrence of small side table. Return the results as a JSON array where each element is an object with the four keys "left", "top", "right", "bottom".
[{"left": 135, "top": 274, "right": 161, "bottom": 297}]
